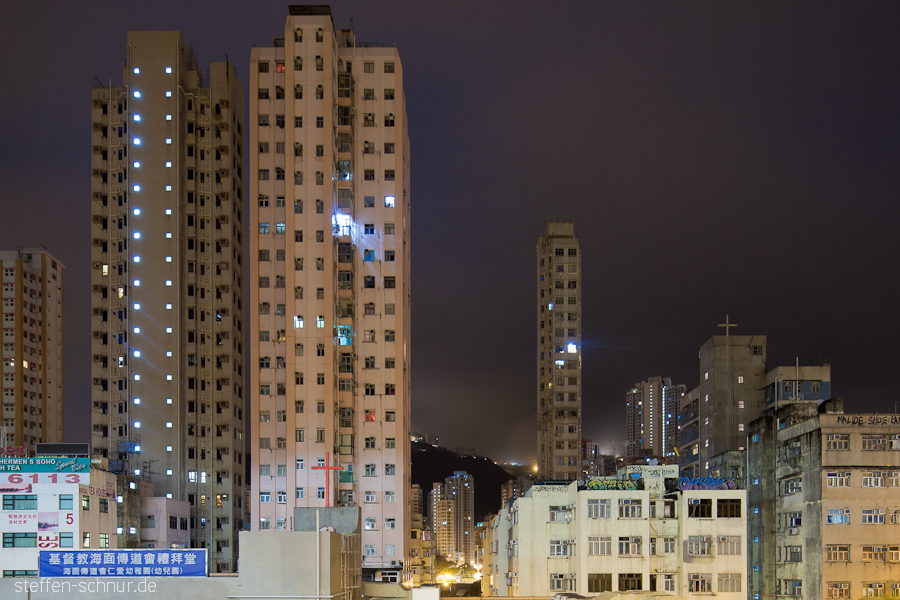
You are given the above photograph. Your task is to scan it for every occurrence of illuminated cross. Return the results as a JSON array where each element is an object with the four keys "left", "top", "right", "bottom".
[
  {"left": 718, "top": 315, "right": 738, "bottom": 337},
  {"left": 311, "top": 452, "right": 343, "bottom": 507}
]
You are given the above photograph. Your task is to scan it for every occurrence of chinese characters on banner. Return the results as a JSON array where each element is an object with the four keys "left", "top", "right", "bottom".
[{"left": 39, "top": 550, "right": 208, "bottom": 577}]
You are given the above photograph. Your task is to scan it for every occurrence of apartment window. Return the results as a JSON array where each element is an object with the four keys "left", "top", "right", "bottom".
[
  {"left": 827, "top": 508, "right": 850, "bottom": 524},
  {"left": 364, "top": 168, "right": 375, "bottom": 180},
  {"left": 827, "top": 471, "right": 850, "bottom": 487},
  {"left": 718, "top": 574, "right": 741, "bottom": 593},
  {"left": 862, "top": 508, "right": 885, "bottom": 524},
  {"left": 688, "top": 536, "right": 713, "bottom": 556},
  {"left": 385, "top": 330, "right": 395, "bottom": 342},
  {"left": 295, "top": 116, "right": 302, "bottom": 127},
  {"left": 587, "top": 536, "right": 611, "bottom": 556},
  {"left": 384, "top": 89, "right": 395, "bottom": 100},
  {"left": 384, "top": 277, "right": 396, "bottom": 289},
  {"left": 385, "top": 411, "right": 395, "bottom": 422},
  {"left": 316, "top": 429, "right": 325, "bottom": 443},
  {"left": 259, "top": 62, "right": 269, "bottom": 73},
  {"left": 259, "top": 492, "right": 271, "bottom": 503},
  {"left": 618, "top": 499, "right": 641, "bottom": 518},
  {"left": 587, "top": 498, "right": 610, "bottom": 518},
  {"left": 549, "top": 540, "right": 569, "bottom": 556},
  {"left": 716, "top": 535, "right": 741, "bottom": 555},
  {"left": 385, "top": 223, "right": 395, "bottom": 234},
  {"left": 826, "top": 545, "right": 850, "bottom": 561},
  {"left": 59, "top": 495, "right": 73, "bottom": 510},
  {"left": 384, "top": 250, "right": 395, "bottom": 261},
  {"left": 863, "top": 435, "right": 887, "bottom": 451},
  {"left": 384, "top": 464, "right": 395, "bottom": 476},
  {"left": 689, "top": 574, "right": 712, "bottom": 593},
  {"left": 258, "top": 88, "right": 270, "bottom": 99},
  {"left": 363, "top": 62, "right": 374, "bottom": 73},
  {"left": 81, "top": 495, "right": 90, "bottom": 511},
  {"left": 316, "top": 117, "right": 323, "bottom": 128},
  {"left": 259, "top": 438, "right": 270, "bottom": 449},
  {"left": 827, "top": 433, "right": 849, "bottom": 450},
  {"left": 295, "top": 429, "right": 304, "bottom": 442},
  {"left": 783, "top": 477, "right": 802, "bottom": 495},
  {"left": 3, "top": 533, "right": 36, "bottom": 548},
  {"left": 385, "top": 438, "right": 395, "bottom": 449},
  {"left": 384, "top": 113, "right": 394, "bottom": 127},
  {"left": 384, "top": 62, "right": 394, "bottom": 73},
  {"left": 717, "top": 498, "right": 742, "bottom": 517},
  {"left": 863, "top": 471, "right": 887, "bottom": 487},
  {"left": 2, "top": 495, "right": 37, "bottom": 510},
  {"left": 826, "top": 583, "right": 850, "bottom": 599},
  {"left": 618, "top": 537, "right": 641, "bottom": 556},
  {"left": 786, "top": 546, "right": 802, "bottom": 562},
  {"left": 863, "top": 546, "right": 887, "bottom": 561},
  {"left": 259, "top": 411, "right": 270, "bottom": 422}
]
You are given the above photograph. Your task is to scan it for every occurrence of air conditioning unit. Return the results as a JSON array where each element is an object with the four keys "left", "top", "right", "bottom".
[
  {"left": 390, "top": 560, "right": 399, "bottom": 567},
  {"left": 788, "top": 527, "right": 799, "bottom": 536}
]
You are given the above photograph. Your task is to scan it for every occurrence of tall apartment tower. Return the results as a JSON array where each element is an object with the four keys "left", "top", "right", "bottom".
[
  {"left": 429, "top": 472, "right": 475, "bottom": 564},
  {"left": 0, "top": 249, "right": 64, "bottom": 449},
  {"left": 625, "top": 376, "right": 685, "bottom": 461},
  {"left": 677, "top": 331, "right": 767, "bottom": 477},
  {"left": 536, "top": 220, "right": 582, "bottom": 480},
  {"left": 90, "top": 32, "right": 246, "bottom": 572},
  {"left": 249, "top": 6, "right": 411, "bottom": 579}
]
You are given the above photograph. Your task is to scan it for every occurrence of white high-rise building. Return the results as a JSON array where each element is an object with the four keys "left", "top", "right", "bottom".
[
  {"left": 0, "top": 249, "right": 65, "bottom": 449},
  {"left": 249, "top": 6, "right": 411, "bottom": 579},
  {"left": 625, "top": 377, "right": 685, "bottom": 461},
  {"left": 90, "top": 32, "right": 246, "bottom": 572},
  {"left": 536, "top": 221, "right": 582, "bottom": 480},
  {"left": 429, "top": 472, "right": 476, "bottom": 565}
]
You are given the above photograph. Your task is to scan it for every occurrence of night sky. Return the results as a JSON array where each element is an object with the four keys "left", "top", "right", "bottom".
[{"left": 2, "top": 2, "right": 899, "bottom": 464}]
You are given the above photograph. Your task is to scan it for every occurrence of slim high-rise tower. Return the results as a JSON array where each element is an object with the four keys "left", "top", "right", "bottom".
[
  {"left": 536, "top": 220, "right": 582, "bottom": 480},
  {"left": 249, "top": 6, "right": 411, "bottom": 580},
  {"left": 90, "top": 32, "right": 245, "bottom": 571},
  {"left": 625, "top": 376, "right": 685, "bottom": 461},
  {"left": 0, "top": 249, "right": 65, "bottom": 450}
]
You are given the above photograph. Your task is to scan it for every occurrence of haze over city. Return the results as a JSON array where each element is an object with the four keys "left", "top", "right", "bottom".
[{"left": 1, "top": 1, "right": 899, "bottom": 464}]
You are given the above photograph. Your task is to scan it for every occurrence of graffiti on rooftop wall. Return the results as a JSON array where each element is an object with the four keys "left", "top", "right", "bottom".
[
  {"left": 835, "top": 415, "right": 900, "bottom": 426},
  {"left": 678, "top": 476, "right": 740, "bottom": 490},
  {"left": 579, "top": 477, "right": 644, "bottom": 491}
]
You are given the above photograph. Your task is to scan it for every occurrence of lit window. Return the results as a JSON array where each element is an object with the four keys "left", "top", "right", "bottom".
[
  {"left": 133, "top": 256, "right": 140, "bottom": 263},
  {"left": 134, "top": 421, "right": 141, "bottom": 428},
  {"left": 133, "top": 138, "right": 141, "bottom": 145},
  {"left": 166, "top": 398, "right": 173, "bottom": 404},
  {"left": 166, "top": 304, "right": 173, "bottom": 309},
  {"left": 133, "top": 185, "right": 141, "bottom": 192},
  {"left": 166, "top": 114, "right": 172, "bottom": 121},
  {"left": 134, "top": 375, "right": 140, "bottom": 380},
  {"left": 166, "top": 232, "right": 172, "bottom": 238},
  {"left": 133, "top": 208, "right": 141, "bottom": 215},
  {"left": 165, "top": 280, "right": 172, "bottom": 286},
  {"left": 134, "top": 398, "right": 141, "bottom": 404},
  {"left": 166, "top": 91, "right": 172, "bottom": 97},
  {"left": 166, "top": 470, "right": 173, "bottom": 475},
  {"left": 166, "top": 161, "right": 172, "bottom": 167},
  {"left": 133, "top": 232, "right": 141, "bottom": 239},
  {"left": 166, "top": 257, "right": 172, "bottom": 263},
  {"left": 166, "top": 138, "right": 172, "bottom": 144},
  {"left": 166, "top": 185, "right": 172, "bottom": 191},
  {"left": 166, "top": 422, "right": 173, "bottom": 428},
  {"left": 133, "top": 114, "right": 141, "bottom": 122},
  {"left": 133, "top": 67, "right": 140, "bottom": 74},
  {"left": 567, "top": 343, "right": 577, "bottom": 353},
  {"left": 166, "top": 446, "right": 172, "bottom": 451},
  {"left": 294, "top": 315, "right": 304, "bottom": 329},
  {"left": 133, "top": 279, "right": 140, "bottom": 286},
  {"left": 133, "top": 303, "right": 140, "bottom": 310},
  {"left": 385, "top": 195, "right": 395, "bottom": 207},
  {"left": 316, "top": 316, "right": 325, "bottom": 328},
  {"left": 166, "top": 209, "right": 172, "bottom": 214},
  {"left": 133, "top": 351, "right": 140, "bottom": 357},
  {"left": 166, "top": 353, "right": 172, "bottom": 358},
  {"left": 165, "top": 67, "right": 172, "bottom": 73},
  {"left": 166, "top": 375, "right": 173, "bottom": 381},
  {"left": 133, "top": 327, "right": 140, "bottom": 333},
  {"left": 133, "top": 91, "right": 141, "bottom": 98},
  {"left": 166, "top": 327, "right": 173, "bottom": 333},
  {"left": 134, "top": 161, "right": 141, "bottom": 168}
]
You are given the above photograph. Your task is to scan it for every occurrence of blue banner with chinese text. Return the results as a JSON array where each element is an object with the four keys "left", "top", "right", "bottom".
[{"left": 39, "top": 549, "right": 207, "bottom": 577}]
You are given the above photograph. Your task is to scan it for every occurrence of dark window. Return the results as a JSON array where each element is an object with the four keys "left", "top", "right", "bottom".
[{"left": 717, "top": 499, "right": 742, "bottom": 518}]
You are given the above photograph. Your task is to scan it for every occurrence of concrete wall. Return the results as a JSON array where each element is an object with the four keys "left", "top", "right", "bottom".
[{"left": 0, "top": 531, "right": 344, "bottom": 599}]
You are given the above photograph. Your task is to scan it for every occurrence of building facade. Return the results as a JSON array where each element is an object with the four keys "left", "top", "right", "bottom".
[
  {"left": 248, "top": 6, "right": 411, "bottom": 579},
  {"left": 678, "top": 334, "right": 767, "bottom": 477},
  {"left": 483, "top": 466, "right": 747, "bottom": 597},
  {"left": 90, "top": 31, "right": 246, "bottom": 572},
  {"left": 536, "top": 221, "right": 582, "bottom": 480},
  {"left": 748, "top": 400, "right": 900, "bottom": 600},
  {"left": 0, "top": 250, "right": 64, "bottom": 450},
  {"left": 626, "top": 376, "right": 685, "bottom": 461},
  {"left": 0, "top": 457, "right": 117, "bottom": 577},
  {"left": 428, "top": 472, "right": 475, "bottom": 565}
]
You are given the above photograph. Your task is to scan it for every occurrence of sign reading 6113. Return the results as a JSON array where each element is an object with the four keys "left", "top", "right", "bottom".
[{"left": 1, "top": 473, "right": 84, "bottom": 485}]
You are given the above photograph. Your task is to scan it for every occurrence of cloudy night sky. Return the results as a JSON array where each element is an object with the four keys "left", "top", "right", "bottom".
[{"left": 1, "top": 1, "right": 898, "bottom": 463}]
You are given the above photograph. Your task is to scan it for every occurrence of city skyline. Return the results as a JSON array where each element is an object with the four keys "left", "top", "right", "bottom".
[{"left": 2, "top": 2, "right": 900, "bottom": 463}]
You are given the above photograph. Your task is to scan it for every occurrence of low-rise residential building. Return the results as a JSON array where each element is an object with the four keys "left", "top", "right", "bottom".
[
  {"left": 0, "top": 456, "right": 116, "bottom": 577},
  {"left": 748, "top": 399, "right": 900, "bottom": 600},
  {"left": 139, "top": 496, "right": 190, "bottom": 548},
  {"left": 483, "top": 465, "right": 746, "bottom": 597},
  {"left": 408, "top": 513, "right": 435, "bottom": 586}
]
